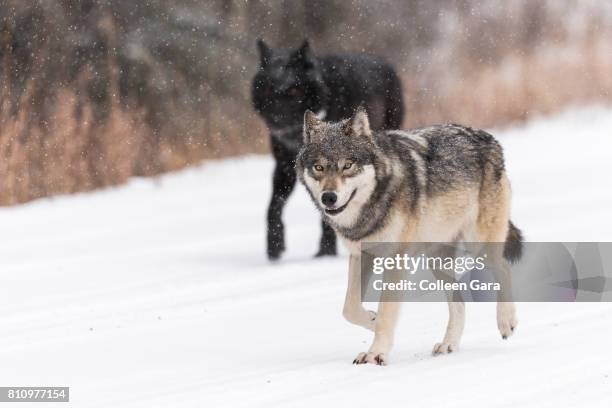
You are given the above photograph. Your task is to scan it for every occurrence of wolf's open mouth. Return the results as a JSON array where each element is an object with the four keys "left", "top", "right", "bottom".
[{"left": 324, "top": 189, "right": 357, "bottom": 216}]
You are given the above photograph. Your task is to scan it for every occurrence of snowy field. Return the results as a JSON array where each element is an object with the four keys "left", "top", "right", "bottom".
[{"left": 1, "top": 106, "right": 612, "bottom": 407}]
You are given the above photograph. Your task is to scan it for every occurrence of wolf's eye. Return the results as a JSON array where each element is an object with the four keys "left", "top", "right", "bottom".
[
  {"left": 261, "top": 84, "right": 274, "bottom": 97},
  {"left": 287, "top": 87, "right": 304, "bottom": 98},
  {"left": 314, "top": 164, "right": 324, "bottom": 172},
  {"left": 343, "top": 161, "right": 353, "bottom": 170}
]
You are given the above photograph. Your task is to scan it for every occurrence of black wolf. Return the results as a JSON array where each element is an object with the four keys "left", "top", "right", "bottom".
[{"left": 252, "top": 39, "right": 405, "bottom": 260}]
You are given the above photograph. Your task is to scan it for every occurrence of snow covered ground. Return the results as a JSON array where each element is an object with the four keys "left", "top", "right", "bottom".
[{"left": 1, "top": 106, "right": 611, "bottom": 407}]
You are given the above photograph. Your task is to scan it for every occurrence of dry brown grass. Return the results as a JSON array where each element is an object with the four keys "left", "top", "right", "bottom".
[
  {"left": 1, "top": 1, "right": 611, "bottom": 206},
  {"left": 403, "top": 35, "right": 612, "bottom": 129},
  {"left": 0, "top": 83, "right": 267, "bottom": 205},
  {"left": 0, "top": 86, "right": 141, "bottom": 204}
]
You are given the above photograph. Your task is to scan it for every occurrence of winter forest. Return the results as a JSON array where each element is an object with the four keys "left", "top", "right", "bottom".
[{"left": 1, "top": 0, "right": 611, "bottom": 204}]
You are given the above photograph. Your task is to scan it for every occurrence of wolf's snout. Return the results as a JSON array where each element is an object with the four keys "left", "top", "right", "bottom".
[{"left": 321, "top": 191, "right": 337, "bottom": 207}]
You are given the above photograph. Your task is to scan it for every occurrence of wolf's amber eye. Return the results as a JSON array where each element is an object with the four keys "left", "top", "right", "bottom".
[
  {"left": 343, "top": 161, "right": 353, "bottom": 170},
  {"left": 314, "top": 164, "right": 324, "bottom": 172}
]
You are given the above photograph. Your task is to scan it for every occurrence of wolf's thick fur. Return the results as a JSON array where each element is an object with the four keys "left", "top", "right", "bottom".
[
  {"left": 296, "top": 107, "right": 523, "bottom": 365},
  {"left": 252, "top": 39, "right": 404, "bottom": 260}
]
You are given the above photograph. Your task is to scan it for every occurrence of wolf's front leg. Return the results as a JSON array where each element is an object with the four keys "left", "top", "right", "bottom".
[
  {"left": 343, "top": 255, "right": 376, "bottom": 331},
  {"left": 315, "top": 219, "right": 337, "bottom": 257},
  {"left": 353, "top": 301, "right": 401, "bottom": 365},
  {"left": 433, "top": 298, "right": 465, "bottom": 355},
  {"left": 266, "top": 161, "right": 296, "bottom": 260}
]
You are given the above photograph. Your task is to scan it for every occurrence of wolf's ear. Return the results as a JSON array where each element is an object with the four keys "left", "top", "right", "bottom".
[
  {"left": 349, "top": 105, "right": 372, "bottom": 139},
  {"left": 257, "top": 39, "right": 271, "bottom": 67},
  {"left": 304, "top": 109, "right": 323, "bottom": 144},
  {"left": 291, "top": 39, "right": 315, "bottom": 69}
]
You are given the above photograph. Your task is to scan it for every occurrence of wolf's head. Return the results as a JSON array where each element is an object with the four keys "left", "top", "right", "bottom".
[
  {"left": 297, "top": 107, "right": 380, "bottom": 228},
  {"left": 251, "top": 39, "right": 329, "bottom": 129}
]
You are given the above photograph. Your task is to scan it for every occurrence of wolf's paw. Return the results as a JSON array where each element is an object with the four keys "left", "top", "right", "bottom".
[
  {"left": 267, "top": 242, "right": 285, "bottom": 261},
  {"left": 498, "top": 321, "right": 517, "bottom": 339},
  {"left": 267, "top": 250, "right": 283, "bottom": 261},
  {"left": 432, "top": 342, "right": 458, "bottom": 356},
  {"left": 497, "top": 304, "right": 518, "bottom": 339},
  {"left": 353, "top": 352, "right": 387, "bottom": 366},
  {"left": 314, "top": 247, "right": 337, "bottom": 257},
  {"left": 267, "top": 229, "right": 286, "bottom": 261}
]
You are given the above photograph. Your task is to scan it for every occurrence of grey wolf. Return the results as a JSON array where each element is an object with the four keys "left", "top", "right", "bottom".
[
  {"left": 251, "top": 39, "right": 405, "bottom": 260},
  {"left": 296, "top": 107, "right": 523, "bottom": 365}
]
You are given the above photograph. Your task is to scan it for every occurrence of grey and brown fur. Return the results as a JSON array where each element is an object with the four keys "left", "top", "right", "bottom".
[{"left": 296, "top": 107, "right": 523, "bottom": 365}]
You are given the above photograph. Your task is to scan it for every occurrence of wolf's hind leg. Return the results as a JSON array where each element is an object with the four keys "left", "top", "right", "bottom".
[
  {"left": 475, "top": 173, "right": 518, "bottom": 339},
  {"left": 315, "top": 219, "right": 337, "bottom": 257},
  {"left": 343, "top": 255, "right": 376, "bottom": 331},
  {"left": 496, "top": 259, "right": 517, "bottom": 339}
]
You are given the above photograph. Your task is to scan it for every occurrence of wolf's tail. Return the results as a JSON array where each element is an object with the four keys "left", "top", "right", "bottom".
[
  {"left": 503, "top": 221, "right": 523, "bottom": 263},
  {"left": 383, "top": 69, "right": 405, "bottom": 129}
]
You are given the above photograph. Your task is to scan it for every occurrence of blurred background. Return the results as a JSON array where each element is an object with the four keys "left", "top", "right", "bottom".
[{"left": 1, "top": 0, "right": 611, "bottom": 205}]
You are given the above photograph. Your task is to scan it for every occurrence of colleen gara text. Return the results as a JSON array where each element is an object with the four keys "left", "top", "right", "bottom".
[{"left": 372, "top": 279, "right": 501, "bottom": 292}]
